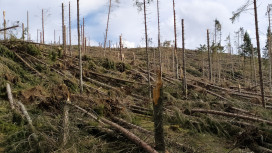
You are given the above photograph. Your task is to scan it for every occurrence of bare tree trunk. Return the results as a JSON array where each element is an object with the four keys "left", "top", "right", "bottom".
[
  {"left": 144, "top": 0, "right": 151, "bottom": 99},
  {"left": 202, "top": 49, "right": 204, "bottom": 78},
  {"left": 62, "top": 3, "right": 66, "bottom": 56},
  {"left": 77, "top": 0, "right": 83, "bottom": 93},
  {"left": 3, "top": 11, "right": 6, "bottom": 40},
  {"left": 6, "top": 83, "right": 15, "bottom": 110},
  {"left": 27, "top": 11, "right": 29, "bottom": 41},
  {"left": 182, "top": 19, "right": 187, "bottom": 98},
  {"left": 54, "top": 29, "right": 56, "bottom": 44},
  {"left": 104, "top": 0, "right": 112, "bottom": 54},
  {"left": 22, "top": 23, "right": 25, "bottom": 41},
  {"left": 69, "top": 1, "right": 72, "bottom": 56},
  {"left": 268, "top": 5, "right": 272, "bottom": 92},
  {"left": 42, "top": 9, "right": 44, "bottom": 44},
  {"left": 62, "top": 101, "right": 70, "bottom": 147},
  {"left": 252, "top": 47, "right": 257, "bottom": 86},
  {"left": 253, "top": 0, "right": 265, "bottom": 108},
  {"left": 207, "top": 30, "right": 212, "bottom": 81},
  {"left": 120, "top": 35, "right": 123, "bottom": 61},
  {"left": 172, "top": 0, "right": 179, "bottom": 79},
  {"left": 83, "top": 18, "right": 85, "bottom": 54},
  {"left": 153, "top": 70, "right": 165, "bottom": 152},
  {"left": 156, "top": 0, "right": 162, "bottom": 77}
]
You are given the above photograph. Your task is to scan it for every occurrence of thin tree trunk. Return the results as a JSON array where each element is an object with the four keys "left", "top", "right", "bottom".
[
  {"left": 172, "top": 0, "right": 179, "bottom": 79},
  {"left": 182, "top": 19, "right": 187, "bottom": 98},
  {"left": 120, "top": 35, "right": 123, "bottom": 61},
  {"left": 6, "top": 83, "right": 15, "bottom": 110},
  {"left": 22, "top": 23, "right": 25, "bottom": 41},
  {"left": 207, "top": 30, "right": 212, "bottom": 81},
  {"left": 268, "top": 5, "right": 272, "bottom": 92},
  {"left": 27, "top": 11, "right": 29, "bottom": 41},
  {"left": 42, "top": 9, "right": 44, "bottom": 44},
  {"left": 77, "top": 0, "right": 83, "bottom": 93},
  {"left": 69, "top": 1, "right": 72, "bottom": 56},
  {"left": 3, "top": 11, "right": 6, "bottom": 40},
  {"left": 252, "top": 47, "right": 257, "bottom": 86},
  {"left": 157, "top": 0, "right": 161, "bottom": 76},
  {"left": 104, "top": 0, "right": 112, "bottom": 55},
  {"left": 144, "top": 0, "right": 151, "bottom": 99},
  {"left": 62, "top": 101, "right": 70, "bottom": 147},
  {"left": 83, "top": 18, "right": 85, "bottom": 54},
  {"left": 253, "top": 0, "right": 265, "bottom": 108}
]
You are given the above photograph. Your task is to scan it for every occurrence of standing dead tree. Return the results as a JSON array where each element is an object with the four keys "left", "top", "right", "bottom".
[
  {"left": 22, "top": 23, "right": 25, "bottom": 41},
  {"left": 27, "top": 11, "right": 29, "bottom": 41},
  {"left": 104, "top": 0, "right": 112, "bottom": 55},
  {"left": 135, "top": 0, "right": 152, "bottom": 98},
  {"left": 207, "top": 29, "right": 212, "bottom": 81},
  {"left": 62, "top": 3, "right": 66, "bottom": 56},
  {"left": 77, "top": 0, "right": 83, "bottom": 93},
  {"left": 3, "top": 11, "right": 7, "bottom": 40},
  {"left": 42, "top": 9, "right": 45, "bottom": 44},
  {"left": 182, "top": 19, "right": 187, "bottom": 98},
  {"left": 69, "top": 1, "right": 72, "bottom": 56},
  {"left": 172, "top": 0, "right": 179, "bottom": 79},
  {"left": 268, "top": 5, "right": 272, "bottom": 92},
  {"left": 231, "top": 0, "right": 265, "bottom": 108},
  {"left": 156, "top": 0, "right": 162, "bottom": 77}
]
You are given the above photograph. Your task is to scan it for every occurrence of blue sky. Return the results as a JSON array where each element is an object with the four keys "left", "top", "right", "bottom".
[{"left": 0, "top": 0, "right": 271, "bottom": 54}]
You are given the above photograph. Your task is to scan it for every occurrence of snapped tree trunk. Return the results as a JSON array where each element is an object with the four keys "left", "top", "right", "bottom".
[
  {"left": 207, "top": 30, "right": 212, "bottom": 81},
  {"left": 77, "top": 0, "right": 83, "bottom": 93},
  {"left": 104, "top": 0, "right": 112, "bottom": 55},
  {"left": 182, "top": 19, "right": 187, "bottom": 98},
  {"left": 157, "top": 0, "right": 162, "bottom": 77},
  {"left": 253, "top": 0, "right": 265, "bottom": 108},
  {"left": 172, "top": 0, "right": 179, "bottom": 79},
  {"left": 153, "top": 70, "right": 165, "bottom": 152},
  {"left": 144, "top": 0, "right": 152, "bottom": 99}
]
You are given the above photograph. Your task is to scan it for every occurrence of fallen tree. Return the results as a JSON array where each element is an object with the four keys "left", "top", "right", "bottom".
[{"left": 189, "top": 109, "right": 272, "bottom": 126}]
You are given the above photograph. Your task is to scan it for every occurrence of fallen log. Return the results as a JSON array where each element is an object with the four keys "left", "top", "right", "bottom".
[
  {"left": 0, "top": 25, "right": 19, "bottom": 31},
  {"left": 190, "top": 109, "right": 272, "bottom": 126},
  {"left": 71, "top": 104, "right": 158, "bottom": 153},
  {"left": 13, "top": 52, "right": 43, "bottom": 77},
  {"left": 6, "top": 83, "right": 15, "bottom": 110},
  {"left": 17, "top": 101, "right": 39, "bottom": 141}
]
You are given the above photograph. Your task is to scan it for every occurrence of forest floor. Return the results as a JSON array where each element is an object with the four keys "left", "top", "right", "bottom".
[{"left": 0, "top": 40, "right": 272, "bottom": 153}]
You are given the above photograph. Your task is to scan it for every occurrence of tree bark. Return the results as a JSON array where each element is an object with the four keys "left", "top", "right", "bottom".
[
  {"left": 253, "top": 0, "right": 265, "bottom": 108},
  {"left": 42, "top": 9, "right": 44, "bottom": 44},
  {"left": 77, "top": 0, "right": 83, "bottom": 93},
  {"left": 6, "top": 83, "right": 15, "bottom": 110},
  {"left": 190, "top": 109, "right": 272, "bottom": 126},
  {"left": 153, "top": 70, "right": 165, "bottom": 152},
  {"left": 207, "top": 30, "right": 212, "bottom": 81},
  {"left": 69, "top": 2, "right": 72, "bottom": 56},
  {"left": 156, "top": 0, "right": 162, "bottom": 77},
  {"left": 182, "top": 19, "right": 187, "bottom": 98},
  {"left": 144, "top": 0, "right": 152, "bottom": 99},
  {"left": 3, "top": 11, "right": 6, "bottom": 40},
  {"left": 62, "top": 101, "right": 70, "bottom": 147},
  {"left": 104, "top": 0, "right": 112, "bottom": 54},
  {"left": 172, "top": 0, "right": 179, "bottom": 79}
]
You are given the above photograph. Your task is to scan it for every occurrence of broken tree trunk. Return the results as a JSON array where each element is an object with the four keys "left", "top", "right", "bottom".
[
  {"left": 0, "top": 25, "right": 19, "bottom": 32},
  {"left": 190, "top": 109, "right": 272, "bottom": 126},
  {"left": 17, "top": 101, "right": 39, "bottom": 142},
  {"left": 77, "top": 0, "right": 83, "bottom": 93},
  {"left": 3, "top": 11, "right": 6, "bottom": 40},
  {"left": 173, "top": 0, "right": 179, "bottom": 79},
  {"left": 6, "top": 83, "right": 15, "bottom": 110},
  {"left": 62, "top": 100, "right": 70, "bottom": 147},
  {"left": 71, "top": 104, "right": 158, "bottom": 153},
  {"left": 207, "top": 29, "right": 212, "bottom": 81},
  {"left": 182, "top": 19, "right": 187, "bottom": 98},
  {"left": 153, "top": 70, "right": 165, "bottom": 152},
  {"left": 143, "top": 0, "right": 152, "bottom": 99},
  {"left": 13, "top": 52, "right": 43, "bottom": 77}
]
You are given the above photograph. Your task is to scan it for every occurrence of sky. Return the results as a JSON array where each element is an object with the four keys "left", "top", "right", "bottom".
[{"left": 0, "top": 0, "right": 271, "bottom": 54}]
